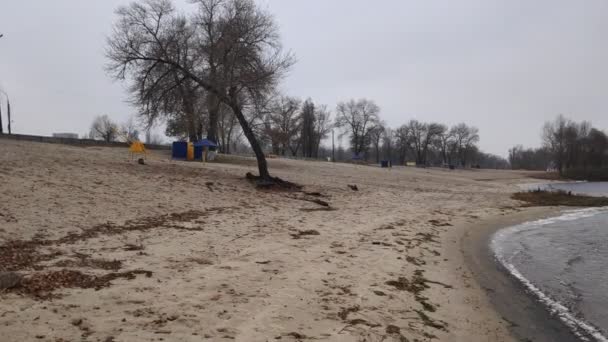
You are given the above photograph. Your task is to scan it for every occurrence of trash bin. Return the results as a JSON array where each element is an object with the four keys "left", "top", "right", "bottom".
[
  {"left": 194, "top": 145, "right": 204, "bottom": 160},
  {"left": 172, "top": 141, "right": 188, "bottom": 159}
]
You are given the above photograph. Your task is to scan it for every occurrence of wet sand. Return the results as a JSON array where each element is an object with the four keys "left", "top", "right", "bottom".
[{"left": 460, "top": 207, "right": 582, "bottom": 342}]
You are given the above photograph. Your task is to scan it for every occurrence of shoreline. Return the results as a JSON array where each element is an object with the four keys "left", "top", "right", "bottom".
[{"left": 459, "top": 207, "right": 582, "bottom": 342}]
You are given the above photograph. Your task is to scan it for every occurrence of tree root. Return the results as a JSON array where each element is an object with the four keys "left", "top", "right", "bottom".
[{"left": 245, "top": 172, "right": 302, "bottom": 190}]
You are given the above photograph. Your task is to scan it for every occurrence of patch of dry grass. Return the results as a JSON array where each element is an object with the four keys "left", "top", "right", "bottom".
[{"left": 512, "top": 190, "right": 608, "bottom": 207}]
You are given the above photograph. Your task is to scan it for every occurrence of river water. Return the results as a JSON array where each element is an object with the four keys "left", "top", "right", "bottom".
[{"left": 492, "top": 183, "right": 608, "bottom": 341}]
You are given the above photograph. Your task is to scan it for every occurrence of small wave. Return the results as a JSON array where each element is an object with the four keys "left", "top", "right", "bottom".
[
  {"left": 499, "top": 261, "right": 607, "bottom": 342},
  {"left": 493, "top": 208, "right": 608, "bottom": 341}
]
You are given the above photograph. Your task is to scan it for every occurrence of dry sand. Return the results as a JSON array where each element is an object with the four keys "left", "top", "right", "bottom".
[{"left": 0, "top": 139, "right": 542, "bottom": 341}]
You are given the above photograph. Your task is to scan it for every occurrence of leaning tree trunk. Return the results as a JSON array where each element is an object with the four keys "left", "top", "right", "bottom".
[{"left": 229, "top": 101, "right": 271, "bottom": 182}]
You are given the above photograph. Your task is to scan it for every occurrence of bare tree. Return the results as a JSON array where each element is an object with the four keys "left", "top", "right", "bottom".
[
  {"left": 265, "top": 95, "right": 301, "bottom": 156},
  {"left": 381, "top": 127, "right": 394, "bottom": 162},
  {"left": 542, "top": 114, "right": 569, "bottom": 174},
  {"left": 422, "top": 123, "right": 446, "bottom": 165},
  {"left": 90, "top": 115, "right": 119, "bottom": 142},
  {"left": 434, "top": 124, "right": 453, "bottom": 166},
  {"left": 106, "top": 0, "right": 294, "bottom": 184},
  {"left": 450, "top": 123, "right": 480, "bottom": 167},
  {"left": 217, "top": 103, "right": 239, "bottom": 154},
  {"left": 404, "top": 120, "right": 425, "bottom": 165},
  {"left": 313, "top": 105, "right": 332, "bottom": 158},
  {"left": 300, "top": 99, "right": 315, "bottom": 158},
  {"left": 394, "top": 125, "right": 410, "bottom": 165},
  {"left": 119, "top": 117, "right": 141, "bottom": 142},
  {"left": 335, "top": 99, "right": 381, "bottom": 158},
  {"left": 369, "top": 123, "right": 385, "bottom": 163}
]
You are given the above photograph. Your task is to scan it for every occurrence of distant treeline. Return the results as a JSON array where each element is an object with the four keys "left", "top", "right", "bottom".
[{"left": 510, "top": 115, "right": 608, "bottom": 180}]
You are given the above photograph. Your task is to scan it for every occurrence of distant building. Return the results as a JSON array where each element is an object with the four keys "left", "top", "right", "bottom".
[{"left": 52, "top": 133, "right": 78, "bottom": 139}]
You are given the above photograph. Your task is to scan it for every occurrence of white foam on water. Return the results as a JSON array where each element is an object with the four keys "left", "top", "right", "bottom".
[{"left": 492, "top": 208, "right": 608, "bottom": 342}]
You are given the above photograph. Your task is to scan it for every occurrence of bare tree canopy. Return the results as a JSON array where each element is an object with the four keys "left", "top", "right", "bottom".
[
  {"left": 264, "top": 95, "right": 301, "bottom": 156},
  {"left": 534, "top": 114, "right": 608, "bottom": 179},
  {"left": 119, "top": 117, "right": 141, "bottom": 143},
  {"left": 368, "top": 122, "right": 385, "bottom": 163},
  {"left": 106, "top": 0, "right": 295, "bottom": 183},
  {"left": 90, "top": 115, "right": 119, "bottom": 142},
  {"left": 335, "top": 98, "right": 380, "bottom": 157},
  {"left": 449, "top": 123, "right": 480, "bottom": 167}
]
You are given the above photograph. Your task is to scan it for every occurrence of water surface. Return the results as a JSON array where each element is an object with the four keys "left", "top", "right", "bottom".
[{"left": 493, "top": 183, "right": 608, "bottom": 341}]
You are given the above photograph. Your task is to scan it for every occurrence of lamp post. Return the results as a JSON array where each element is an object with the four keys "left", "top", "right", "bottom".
[
  {"left": 7, "top": 95, "right": 11, "bottom": 134},
  {"left": 0, "top": 91, "right": 10, "bottom": 134},
  {"left": 0, "top": 34, "right": 9, "bottom": 134},
  {"left": 331, "top": 129, "right": 335, "bottom": 162}
]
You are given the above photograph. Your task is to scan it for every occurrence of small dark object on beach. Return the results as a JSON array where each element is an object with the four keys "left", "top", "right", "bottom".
[
  {"left": 285, "top": 332, "right": 307, "bottom": 339},
  {"left": 428, "top": 219, "right": 452, "bottom": 227},
  {"left": 311, "top": 199, "right": 329, "bottom": 207},
  {"left": 346, "top": 318, "right": 380, "bottom": 327},
  {"left": 348, "top": 184, "right": 359, "bottom": 191},
  {"left": 386, "top": 325, "right": 401, "bottom": 334},
  {"left": 290, "top": 229, "right": 320, "bottom": 239},
  {"left": 0, "top": 271, "right": 22, "bottom": 289},
  {"left": 137, "top": 158, "right": 145, "bottom": 165},
  {"left": 124, "top": 243, "right": 144, "bottom": 251},
  {"left": 337, "top": 305, "right": 360, "bottom": 320}
]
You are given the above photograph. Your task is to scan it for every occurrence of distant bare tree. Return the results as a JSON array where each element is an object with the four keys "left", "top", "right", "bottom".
[
  {"left": 422, "top": 123, "right": 446, "bottom": 165},
  {"left": 381, "top": 127, "right": 394, "bottom": 162},
  {"left": 335, "top": 99, "right": 381, "bottom": 158},
  {"left": 450, "top": 123, "right": 480, "bottom": 167},
  {"left": 403, "top": 120, "right": 445, "bottom": 166},
  {"left": 369, "top": 123, "right": 385, "bottom": 163},
  {"left": 107, "top": 0, "right": 294, "bottom": 184},
  {"left": 435, "top": 124, "right": 453, "bottom": 165},
  {"left": 587, "top": 128, "right": 608, "bottom": 169},
  {"left": 300, "top": 99, "right": 316, "bottom": 158},
  {"left": 404, "top": 120, "right": 425, "bottom": 165},
  {"left": 313, "top": 105, "right": 332, "bottom": 158},
  {"left": 120, "top": 117, "right": 141, "bottom": 142},
  {"left": 265, "top": 95, "right": 301, "bottom": 156},
  {"left": 542, "top": 115, "right": 570, "bottom": 174},
  {"left": 217, "top": 103, "right": 239, "bottom": 154},
  {"left": 394, "top": 125, "right": 410, "bottom": 165},
  {"left": 90, "top": 115, "right": 119, "bottom": 142}
]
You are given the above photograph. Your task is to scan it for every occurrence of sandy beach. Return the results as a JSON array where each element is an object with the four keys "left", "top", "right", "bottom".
[{"left": 0, "top": 139, "right": 546, "bottom": 341}]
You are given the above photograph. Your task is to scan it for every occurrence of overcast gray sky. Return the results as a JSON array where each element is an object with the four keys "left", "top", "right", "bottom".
[{"left": 1, "top": 0, "right": 607, "bottom": 156}]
